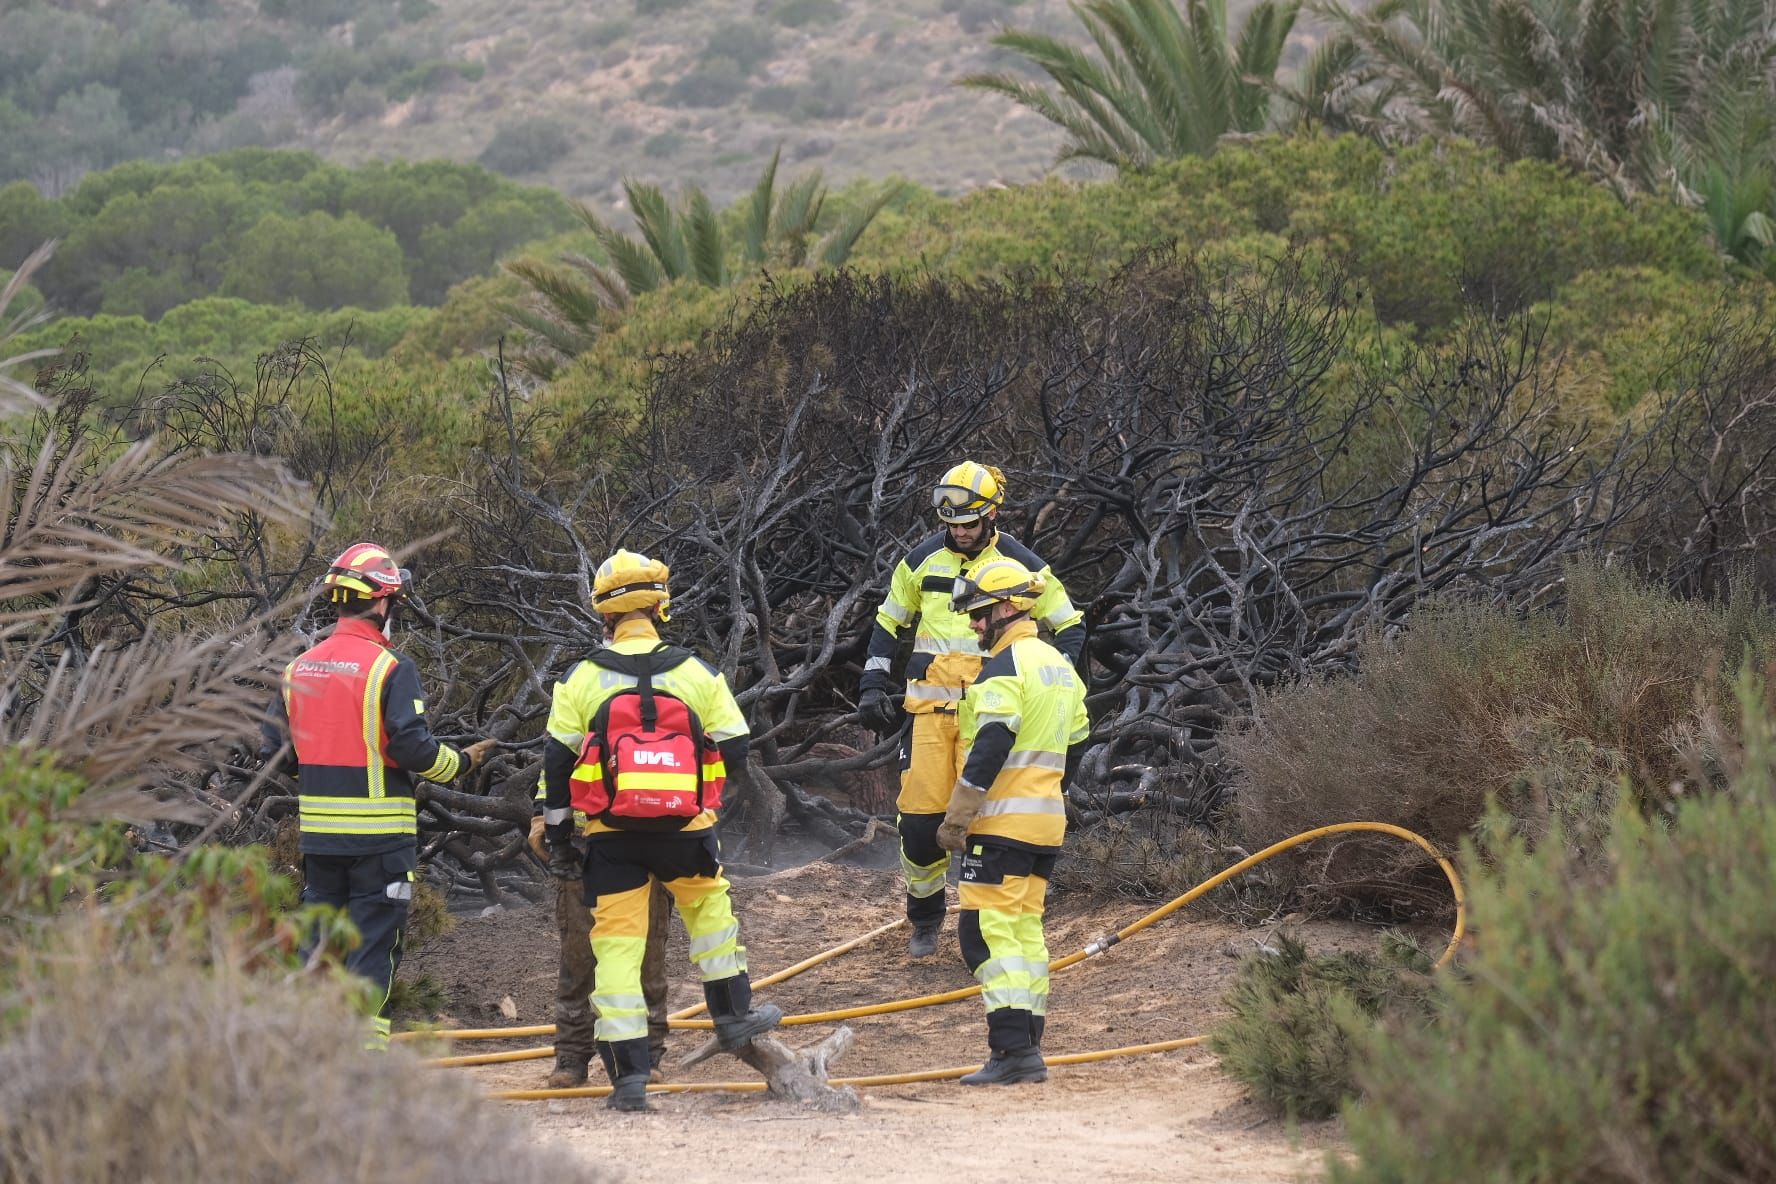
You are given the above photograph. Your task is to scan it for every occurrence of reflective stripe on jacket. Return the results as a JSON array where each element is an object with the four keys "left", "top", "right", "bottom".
[
  {"left": 862, "top": 531, "right": 1083, "bottom": 713},
  {"left": 540, "top": 618, "right": 749, "bottom": 836},
  {"left": 957, "top": 619, "right": 1088, "bottom": 850},
  {"left": 282, "top": 616, "right": 462, "bottom": 855}
]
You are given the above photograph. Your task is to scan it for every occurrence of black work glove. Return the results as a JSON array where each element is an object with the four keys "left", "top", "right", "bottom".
[
  {"left": 857, "top": 688, "right": 901, "bottom": 735},
  {"left": 546, "top": 836, "right": 582, "bottom": 882}
]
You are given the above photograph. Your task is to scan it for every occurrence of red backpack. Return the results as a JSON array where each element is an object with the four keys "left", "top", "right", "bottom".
[{"left": 567, "top": 646, "right": 726, "bottom": 831}]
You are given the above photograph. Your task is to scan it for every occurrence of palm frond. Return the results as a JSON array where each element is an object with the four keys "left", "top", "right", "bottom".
[
  {"left": 773, "top": 174, "right": 827, "bottom": 268},
  {"left": 742, "top": 147, "right": 782, "bottom": 267},
  {"left": 501, "top": 302, "right": 596, "bottom": 362},
  {"left": 1, "top": 241, "right": 55, "bottom": 418},
  {"left": 4, "top": 624, "right": 301, "bottom": 808},
  {"left": 561, "top": 253, "right": 634, "bottom": 312},
  {"left": 964, "top": 0, "right": 1300, "bottom": 171},
  {"left": 623, "top": 180, "right": 691, "bottom": 282},
  {"left": 682, "top": 188, "right": 729, "bottom": 287},
  {"left": 0, "top": 442, "right": 308, "bottom": 634},
  {"left": 503, "top": 258, "right": 606, "bottom": 334},
  {"left": 591, "top": 224, "right": 665, "bottom": 296},
  {"left": 817, "top": 182, "right": 903, "bottom": 269}
]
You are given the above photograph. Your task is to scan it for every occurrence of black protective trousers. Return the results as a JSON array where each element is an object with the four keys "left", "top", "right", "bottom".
[{"left": 302, "top": 847, "right": 416, "bottom": 1042}]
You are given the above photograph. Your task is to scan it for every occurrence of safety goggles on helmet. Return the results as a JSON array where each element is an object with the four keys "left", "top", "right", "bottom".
[
  {"left": 932, "top": 483, "right": 999, "bottom": 525},
  {"left": 950, "top": 574, "right": 1038, "bottom": 615}
]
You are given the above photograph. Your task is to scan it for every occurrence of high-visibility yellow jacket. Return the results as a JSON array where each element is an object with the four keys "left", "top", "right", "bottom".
[
  {"left": 539, "top": 618, "right": 749, "bottom": 836},
  {"left": 862, "top": 531, "right": 1083, "bottom": 713},
  {"left": 957, "top": 619, "right": 1089, "bottom": 851}
]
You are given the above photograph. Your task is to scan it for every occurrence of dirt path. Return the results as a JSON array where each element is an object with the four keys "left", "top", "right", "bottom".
[{"left": 413, "top": 860, "right": 1370, "bottom": 1183}]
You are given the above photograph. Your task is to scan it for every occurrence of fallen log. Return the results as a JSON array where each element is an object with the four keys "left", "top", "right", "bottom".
[{"left": 676, "top": 1026, "right": 859, "bottom": 1112}]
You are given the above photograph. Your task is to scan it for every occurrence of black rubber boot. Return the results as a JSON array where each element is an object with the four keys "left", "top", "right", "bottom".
[
  {"left": 907, "top": 921, "right": 941, "bottom": 958},
  {"left": 607, "top": 1074, "right": 653, "bottom": 1112},
  {"left": 714, "top": 1003, "right": 784, "bottom": 1050},
  {"left": 960, "top": 1048, "right": 1047, "bottom": 1086},
  {"left": 704, "top": 975, "right": 785, "bottom": 1050},
  {"left": 601, "top": 1038, "right": 655, "bottom": 1111}
]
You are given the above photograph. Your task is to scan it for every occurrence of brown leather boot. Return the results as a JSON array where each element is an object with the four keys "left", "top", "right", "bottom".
[{"left": 544, "top": 1055, "right": 590, "bottom": 1089}]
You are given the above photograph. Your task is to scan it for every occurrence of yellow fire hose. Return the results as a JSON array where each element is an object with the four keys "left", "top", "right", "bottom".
[
  {"left": 412, "top": 822, "right": 1466, "bottom": 1091},
  {"left": 492, "top": 1037, "right": 1209, "bottom": 1100}
]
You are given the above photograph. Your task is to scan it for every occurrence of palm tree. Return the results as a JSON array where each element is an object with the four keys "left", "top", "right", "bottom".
[
  {"left": 958, "top": 0, "right": 1302, "bottom": 171},
  {"left": 0, "top": 241, "right": 317, "bottom": 824},
  {"left": 507, "top": 149, "right": 901, "bottom": 363},
  {"left": 1315, "top": 0, "right": 1776, "bottom": 262}
]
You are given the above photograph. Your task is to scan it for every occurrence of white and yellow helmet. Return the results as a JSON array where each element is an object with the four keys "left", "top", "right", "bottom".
[
  {"left": 592, "top": 549, "right": 671, "bottom": 618},
  {"left": 931, "top": 460, "right": 1005, "bottom": 525},
  {"left": 950, "top": 557, "right": 1043, "bottom": 615}
]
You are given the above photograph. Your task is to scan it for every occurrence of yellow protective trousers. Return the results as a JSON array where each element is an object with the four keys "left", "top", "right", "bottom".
[
  {"left": 957, "top": 838, "right": 1057, "bottom": 1055},
  {"left": 584, "top": 833, "right": 748, "bottom": 1044},
  {"left": 897, "top": 709, "right": 963, "bottom": 925}
]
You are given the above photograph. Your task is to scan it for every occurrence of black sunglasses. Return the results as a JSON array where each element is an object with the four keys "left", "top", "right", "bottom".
[{"left": 967, "top": 604, "right": 996, "bottom": 623}]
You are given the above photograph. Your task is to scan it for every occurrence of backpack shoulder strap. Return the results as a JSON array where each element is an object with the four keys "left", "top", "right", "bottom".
[
  {"left": 588, "top": 644, "right": 694, "bottom": 678},
  {"left": 590, "top": 645, "right": 694, "bottom": 731}
]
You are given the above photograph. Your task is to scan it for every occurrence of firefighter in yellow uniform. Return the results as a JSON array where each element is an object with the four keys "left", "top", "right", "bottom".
[
  {"left": 937, "top": 558, "right": 1088, "bottom": 1085},
  {"left": 859, "top": 461, "right": 1084, "bottom": 958},
  {"left": 539, "top": 550, "right": 780, "bottom": 1112}
]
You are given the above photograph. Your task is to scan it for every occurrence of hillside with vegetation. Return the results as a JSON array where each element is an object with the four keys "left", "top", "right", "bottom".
[
  {"left": 0, "top": 0, "right": 1140, "bottom": 204},
  {"left": 9, "top": 0, "right": 1776, "bottom": 1179}
]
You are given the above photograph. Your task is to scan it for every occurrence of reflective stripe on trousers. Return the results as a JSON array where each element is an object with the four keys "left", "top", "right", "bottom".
[
  {"left": 958, "top": 868, "right": 1051, "bottom": 1016},
  {"left": 591, "top": 872, "right": 749, "bottom": 1041}
]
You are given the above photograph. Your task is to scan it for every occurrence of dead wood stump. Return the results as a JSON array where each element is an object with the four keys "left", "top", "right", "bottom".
[{"left": 677, "top": 1025, "right": 859, "bottom": 1112}]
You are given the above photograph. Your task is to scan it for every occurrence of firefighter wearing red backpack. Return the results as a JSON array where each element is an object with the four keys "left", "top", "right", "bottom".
[{"left": 539, "top": 549, "right": 781, "bottom": 1111}]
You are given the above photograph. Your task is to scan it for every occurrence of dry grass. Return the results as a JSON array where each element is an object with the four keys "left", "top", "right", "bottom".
[
  {"left": 1051, "top": 807, "right": 1277, "bottom": 919},
  {"left": 0, "top": 937, "right": 591, "bottom": 1184},
  {"left": 1226, "top": 563, "right": 1776, "bottom": 916}
]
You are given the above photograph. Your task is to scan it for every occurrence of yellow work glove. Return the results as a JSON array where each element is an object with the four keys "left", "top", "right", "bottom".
[
  {"left": 527, "top": 814, "right": 548, "bottom": 860},
  {"left": 936, "top": 783, "right": 987, "bottom": 852},
  {"left": 460, "top": 737, "right": 498, "bottom": 775}
]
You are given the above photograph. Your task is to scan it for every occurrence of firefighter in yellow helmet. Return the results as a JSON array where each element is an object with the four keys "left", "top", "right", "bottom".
[
  {"left": 940, "top": 557, "right": 1087, "bottom": 1084},
  {"left": 858, "top": 461, "right": 1084, "bottom": 958},
  {"left": 538, "top": 549, "right": 780, "bottom": 1111}
]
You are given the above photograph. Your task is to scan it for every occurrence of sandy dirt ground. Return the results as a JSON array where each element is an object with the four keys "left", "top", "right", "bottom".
[{"left": 406, "top": 858, "right": 1378, "bottom": 1184}]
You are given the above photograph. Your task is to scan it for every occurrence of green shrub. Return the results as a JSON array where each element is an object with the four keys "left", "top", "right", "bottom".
[
  {"left": 667, "top": 55, "right": 748, "bottom": 107},
  {"left": 388, "top": 970, "right": 448, "bottom": 1018},
  {"left": 576, "top": 17, "right": 631, "bottom": 48},
  {"left": 1226, "top": 563, "right": 1776, "bottom": 916},
  {"left": 476, "top": 116, "right": 574, "bottom": 177},
  {"left": 384, "top": 59, "right": 484, "bottom": 102},
  {"left": 705, "top": 21, "right": 776, "bottom": 74},
  {"left": 1211, "top": 932, "right": 1436, "bottom": 1120},
  {"left": 773, "top": 0, "right": 844, "bottom": 26},
  {"left": 1333, "top": 674, "right": 1776, "bottom": 1182},
  {"left": 0, "top": 954, "right": 590, "bottom": 1183}
]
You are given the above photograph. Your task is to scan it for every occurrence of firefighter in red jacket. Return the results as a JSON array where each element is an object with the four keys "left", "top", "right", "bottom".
[{"left": 271, "top": 543, "right": 493, "bottom": 1049}]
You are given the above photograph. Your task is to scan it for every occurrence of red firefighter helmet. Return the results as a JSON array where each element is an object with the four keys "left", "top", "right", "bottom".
[{"left": 321, "top": 542, "right": 409, "bottom": 603}]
